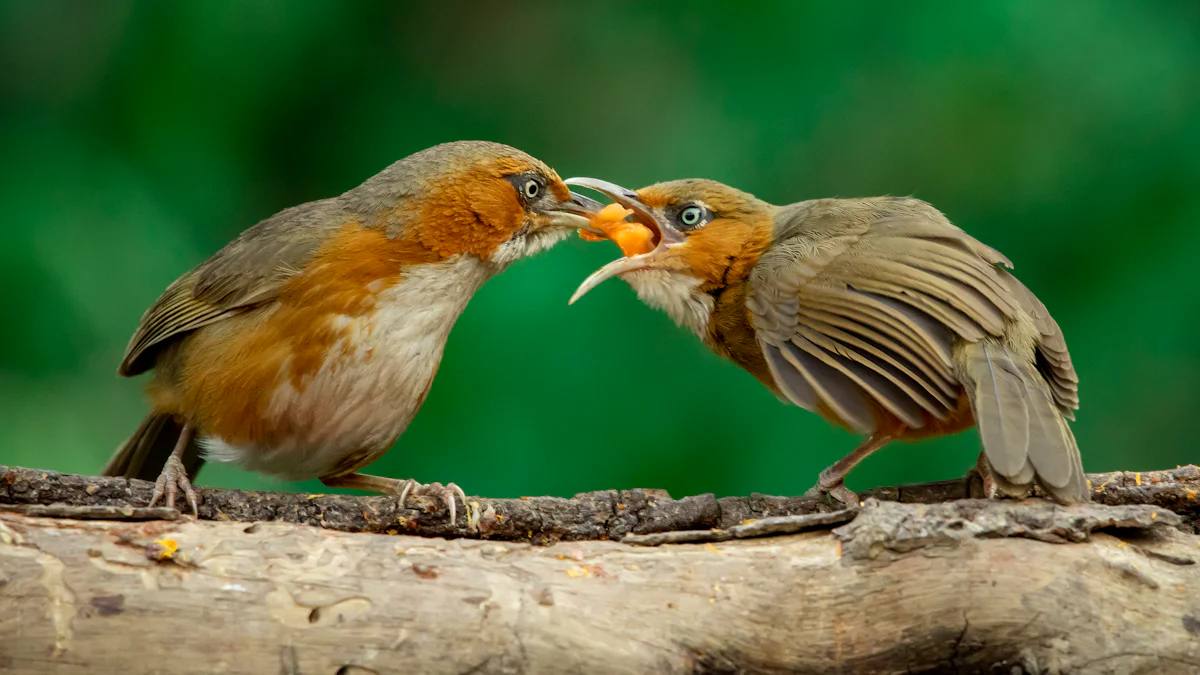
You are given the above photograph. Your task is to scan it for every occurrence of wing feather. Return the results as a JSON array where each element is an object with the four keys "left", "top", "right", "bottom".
[
  {"left": 749, "top": 202, "right": 1025, "bottom": 431},
  {"left": 797, "top": 313, "right": 957, "bottom": 412},
  {"left": 120, "top": 199, "right": 346, "bottom": 376},
  {"left": 778, "top": 338, "right": 876, "bottom": 433},
  {"left": 792, "top": 324, "right": 933, "bottom": 427},
  {"left": 798, "top": 304, "right": 958, "bottom": 399}
]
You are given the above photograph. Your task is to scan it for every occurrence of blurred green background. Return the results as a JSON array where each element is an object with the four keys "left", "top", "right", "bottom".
[{"left": 1, "top": 1, "right": 1197, "bottom": 499}]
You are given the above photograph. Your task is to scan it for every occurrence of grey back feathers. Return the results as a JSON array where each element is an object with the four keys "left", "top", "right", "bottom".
[
  {"left": 119, "top": 198, "right": 346, "bottom": 376},
  {"left": 748, "top": 196, "right": 1086, "bottom": 502},
  {"left": 119, "top": 141, "right": 537, "bottom": 377}
]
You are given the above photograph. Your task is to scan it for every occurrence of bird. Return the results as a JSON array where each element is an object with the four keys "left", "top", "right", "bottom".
[
  {"left": 103, "top": 141, "right": 603, "bottom": 521},
  {"left": 565, "top": 177, "right": 1086, "bottom": 505}
]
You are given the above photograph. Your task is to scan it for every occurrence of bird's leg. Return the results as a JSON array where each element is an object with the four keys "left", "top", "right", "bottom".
[
  {"left": 148, "top": 422, "right": 199, "bottom": 516},
  {"left": 320, "top": 473, "right": 466, "bottom": 525},
  {"left": 803, "top": 433, "right": 895, "bottom": 506},
  {"left": 972, "top": 451, "right": 1000, "bottom": 498}
]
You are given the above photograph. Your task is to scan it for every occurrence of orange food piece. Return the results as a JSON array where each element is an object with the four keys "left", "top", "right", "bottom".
[
  {"left": 609, "top": 222, "right": 655, "bottom": 257},
  {"left": 593, "top": 202, "right": 632, "bottom": 225},
  {"left": 578, "top": 203, "right": 655, "bottom": 256}
]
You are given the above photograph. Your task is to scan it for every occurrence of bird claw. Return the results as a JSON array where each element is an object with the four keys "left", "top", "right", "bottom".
[
  {"left": 802, "top": 472, "right": 860, "bottom": 507},
  {"left": 397, "top": 479, "right": 466, "bottom": 525},
  {"left": 148, "top": 454, "right": 199, "bottom": 516}
]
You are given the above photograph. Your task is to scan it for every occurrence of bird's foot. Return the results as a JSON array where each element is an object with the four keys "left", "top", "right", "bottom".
[
  {"left": 397, "top": 479, "right": 467, "bottom": 526},
  {"left": 967, "top": 457, "right": 1000, "bottom": 499},
  {"left": 802, "top": 470, "right": 860, "bottom": 507},
  {"left": 319, "top": 473, "right": 467, "bottom": 525},
  {"left": 801, "top": 433, "right": 893, "bottom": 507},
  {"left": 148, "top": 453, "right": 199, "bottom": 516}
]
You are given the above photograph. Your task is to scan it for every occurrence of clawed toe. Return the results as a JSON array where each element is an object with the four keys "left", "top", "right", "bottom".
[
  {"left": 321, "top": 473, "right": 466, "bottom": 525},
  {"left": 396, "top": 480, "right": 466, "bottom": 525},
  {"left": 438, "top": 482, "right": 466, "bottom": 526},
  {"left": 148, "top": 456, "right": 199, "bottom": 516}
]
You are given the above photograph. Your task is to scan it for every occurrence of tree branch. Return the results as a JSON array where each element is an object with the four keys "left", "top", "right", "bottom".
[
  {"left": 1, "top": 465, "right": 1197, "bottom": 673},
  {"left": 2, "top": 464, "right": 1196, "bottom": 542}
]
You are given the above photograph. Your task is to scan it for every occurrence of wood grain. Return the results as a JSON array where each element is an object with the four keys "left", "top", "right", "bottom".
[{"left": 1, "top": 465, "right": 1198, "bottom": 674}]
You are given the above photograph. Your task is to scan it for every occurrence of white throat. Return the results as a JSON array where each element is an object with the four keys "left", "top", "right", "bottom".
[
  {"left": 490, "top": 227, "right": 570, "bottom": 268},
  {"left": 623, "top": 270, "right": 713, "bottom": 338}
]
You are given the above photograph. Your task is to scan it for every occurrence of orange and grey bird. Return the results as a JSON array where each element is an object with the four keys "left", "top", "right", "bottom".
[
  {"left": 103, "top": 141, "right": 603, "bottom": 520},
  {"left": 567, "top": 177, "right": 1085, "bottom": 504}
]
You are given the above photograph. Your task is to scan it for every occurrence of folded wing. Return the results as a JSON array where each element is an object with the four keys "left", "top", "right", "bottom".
[{"left": 748, "top": 198, "right": 1084, "bottom": 501}]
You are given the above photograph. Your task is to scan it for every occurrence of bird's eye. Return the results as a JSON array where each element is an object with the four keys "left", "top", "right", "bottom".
[
  {"left": 677, "top": 205, "right": 706, "bottom": 229},
  {"left": 523, "top": 179, "right": 540, "bottom": 200}
]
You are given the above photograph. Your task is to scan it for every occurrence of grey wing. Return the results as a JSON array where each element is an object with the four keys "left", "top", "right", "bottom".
[
  {"left": 119, "top": 198, "right": 346, "bottom": 376},
  {"left": 996, "top": 270, "right": 1079, "bottom": 416},
  {"left": 746, "top": 199, "right": 1024, "bottom": 434}
]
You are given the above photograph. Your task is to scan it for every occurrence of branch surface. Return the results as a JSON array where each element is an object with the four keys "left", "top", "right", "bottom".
[
  {"left": 2, "top": 465, "right": 1199, "bottom": 673},
  {"left": 2, "top": 464, "right": 1196, "bottom": 542}
]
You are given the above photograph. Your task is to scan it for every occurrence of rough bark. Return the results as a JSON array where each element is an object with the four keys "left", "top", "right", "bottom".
[
  {"left": 0, "top": 465, "right": 1198, "bottom": 674},
  {"left": 3, "top": 465, "right": 1197, "bottom": 543}
]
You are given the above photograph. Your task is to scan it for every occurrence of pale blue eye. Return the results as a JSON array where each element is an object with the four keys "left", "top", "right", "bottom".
[{"left": 679, "top": 205, "right": 704, "bottom": 228}]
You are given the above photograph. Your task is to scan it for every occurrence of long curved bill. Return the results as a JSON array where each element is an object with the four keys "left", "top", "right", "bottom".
[
  {"left": 564, "top": 177, "right": 682, "bottom": 305},
  {"left": 564, "top": 177, "right": 660, "bottom": 232},
  {"left": 569, "top": 255, "right": 657, "bottom": 304}
]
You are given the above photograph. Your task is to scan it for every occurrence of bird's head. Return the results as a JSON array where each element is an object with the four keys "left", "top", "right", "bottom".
[
  {"left": 350, "top": 141, "right": 604, "bottom": 266},
  {"left": 566, "top": 177, "right": 775, "bottom": 333}
]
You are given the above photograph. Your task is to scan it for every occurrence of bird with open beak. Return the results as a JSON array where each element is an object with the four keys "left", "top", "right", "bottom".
[
  {"left": 104, "top": 141, "right": 604, "bottom": 521},
  {"left": 567, "top": 177, "right": 1085, "bottom": 505}
]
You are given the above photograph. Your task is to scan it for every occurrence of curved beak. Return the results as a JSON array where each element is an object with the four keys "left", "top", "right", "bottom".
[
  {"left": 564, "top": 177, "right": 685, "bottom": 305},
  {"left": 539, "top": 190, "right": 607, "bottom": 234},
  {"left": 569, "top": 255, "right": 659, "bottom": 304}
]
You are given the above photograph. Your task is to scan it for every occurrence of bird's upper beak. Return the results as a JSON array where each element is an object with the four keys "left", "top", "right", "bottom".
[
  {"left": 538, "top": 190, "right": 607, "bottom": 233},
  {"left": 563, "top": 177, "right": 685, "bottom": 304}
]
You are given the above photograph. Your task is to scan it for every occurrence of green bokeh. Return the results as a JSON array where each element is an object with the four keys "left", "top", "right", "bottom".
[{"left": 1, "top": 0, "right": 1196, "bottom": 499}]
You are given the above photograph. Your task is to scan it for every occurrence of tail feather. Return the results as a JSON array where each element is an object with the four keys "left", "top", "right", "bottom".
[
  {"left": 103, "top": 412, "right": 204, "bottom": 482},
  {"left": 991, "top": 455, "right": 1036, "bottom": 493},
  {"left": 1018, "top": 361, "right": 1077, "bottom": 491},
  {"left": 966, "top": 343, "right": 1030, "bottom": 478},
  {"left": 963, "top": 341, "right": 1087, "bottom": 504},
  {"left": 1012, "top": 457, "right": 1036, "bottom": 485},
  {"left": 1038, "top": 415, "right": 1088, "bottom": 504}
]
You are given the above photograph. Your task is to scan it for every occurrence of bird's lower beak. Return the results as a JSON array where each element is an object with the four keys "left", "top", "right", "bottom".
[
  {"left": 540, "top": 191, "right": 607, "bottom": 234},
  {"left": 569, "top": 254, "right": 659, "bottom": 304},
  {"left": 563, "top": 177, "right": 684, "bottom": 305}
]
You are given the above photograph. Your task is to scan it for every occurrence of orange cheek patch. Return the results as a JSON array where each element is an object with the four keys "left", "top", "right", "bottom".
[
  {"left": 578, "top": 203, "right": 655, "bottom": 257},
  {"left": 415, "top": 173, "right": 524, "bottom": 260}
]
